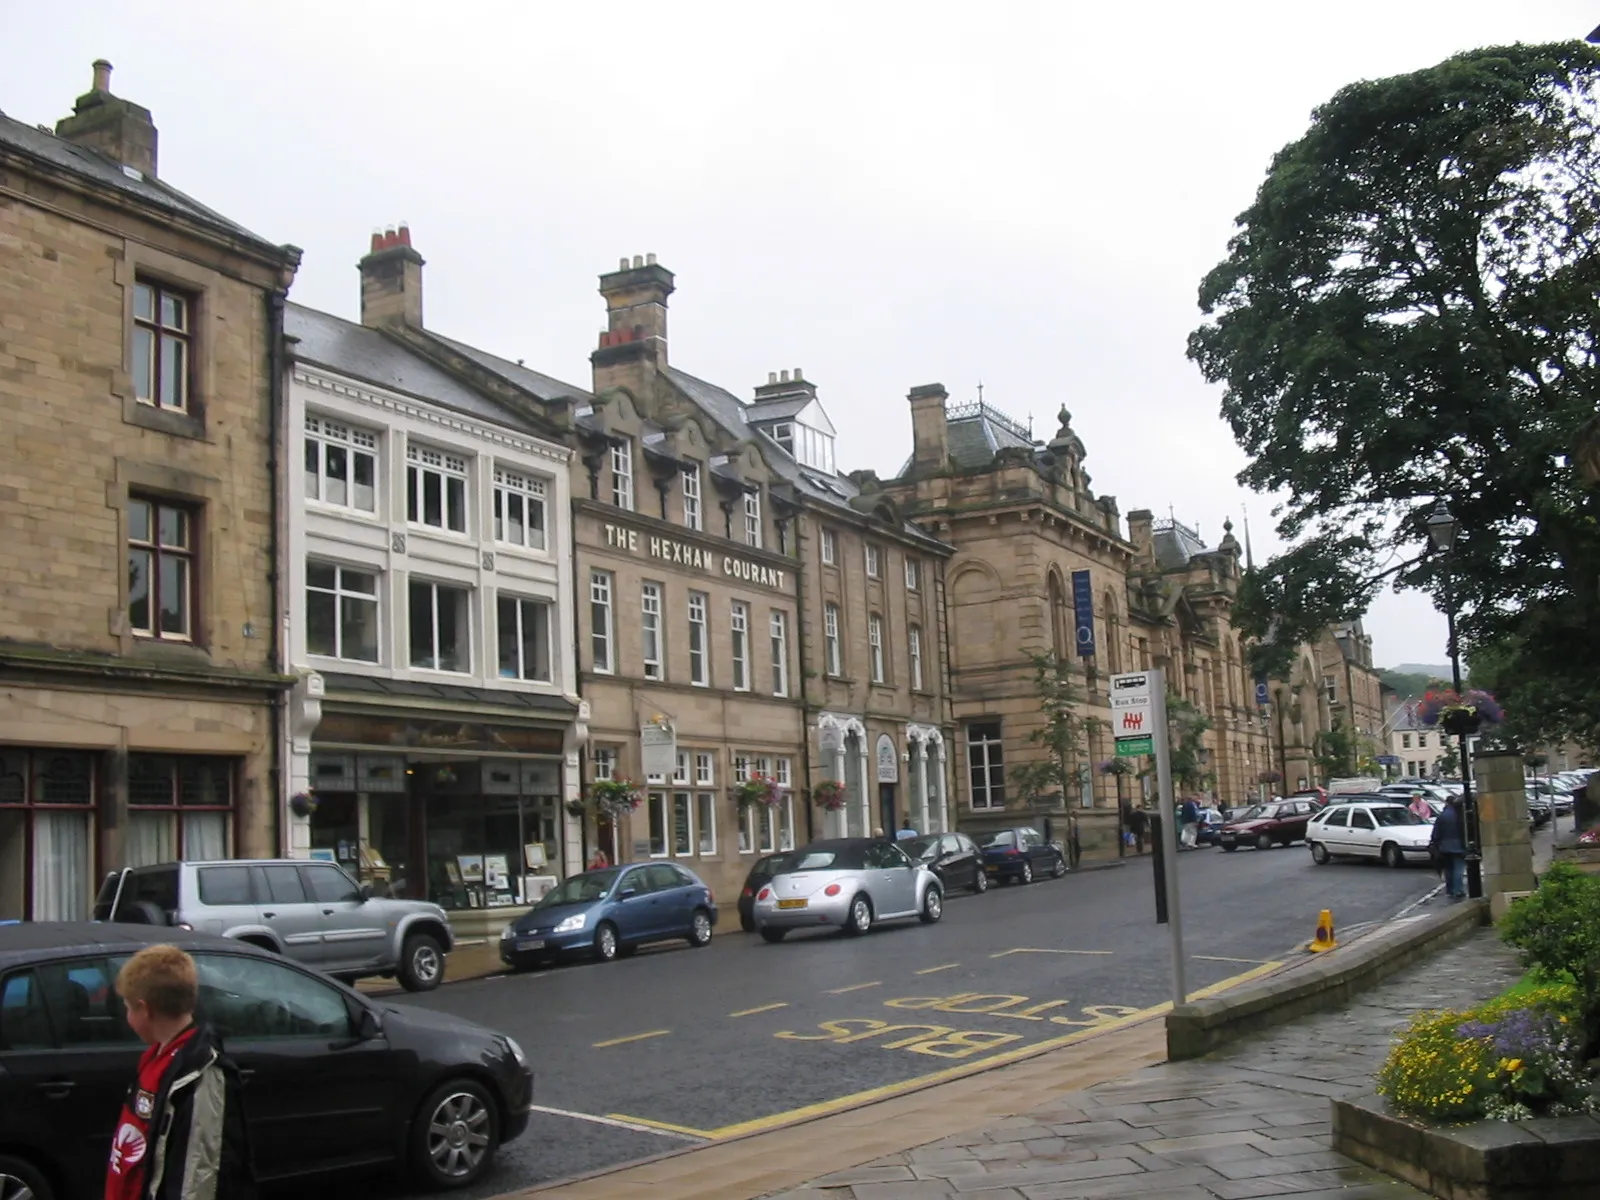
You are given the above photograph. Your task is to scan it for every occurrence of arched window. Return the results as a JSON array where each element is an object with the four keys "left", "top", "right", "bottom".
[
  {"left": 1102, "top": 590, "right": 1121, "bottom": 673},
  {"left": 1047, "top": 571, "right": 1067, "bottom": 658}
]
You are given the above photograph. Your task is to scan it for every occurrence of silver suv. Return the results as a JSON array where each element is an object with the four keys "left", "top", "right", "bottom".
[{"left": 94, "top": 859, "right": 455, "bottom": 992}]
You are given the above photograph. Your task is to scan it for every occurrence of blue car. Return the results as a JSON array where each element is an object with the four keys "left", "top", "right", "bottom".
[{"left": 499, "top": 862, "right": 717, "bottom": 969}]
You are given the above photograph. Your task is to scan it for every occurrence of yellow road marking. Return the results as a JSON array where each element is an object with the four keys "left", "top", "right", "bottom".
[
  {"left": 826, "top": 981, "right": 882, "bottom": 994},
  {"left": 1193, "top": 954, "right": 1270, "bottom": 964},
  {"left": 990, "top": 948, "right": 1114, "bottom": 958},
  {"left": 730, "top": 1002, "right": 789, "bottom": 1017},
  {"left": 609, "top": 958, "right": 1286, "bottom": 1141},
  {"left": 604, "top": 1113, "right": 715, "bottom": 1138},
  {"left": 592, "top": 1029, "right": 670, "bottom": 1048},
  {"left": 915, "top": 963, "right": 962, "bottom": 975}
]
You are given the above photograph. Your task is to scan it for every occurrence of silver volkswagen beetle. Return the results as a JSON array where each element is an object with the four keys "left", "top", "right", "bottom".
[{"left": 753, "top": 838, "right": 943, "bottom": 941}]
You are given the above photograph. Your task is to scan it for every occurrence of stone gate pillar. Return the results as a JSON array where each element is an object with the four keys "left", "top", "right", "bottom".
[{"left": 1475, "top": 750, "right": 1536, "bottom": 919}]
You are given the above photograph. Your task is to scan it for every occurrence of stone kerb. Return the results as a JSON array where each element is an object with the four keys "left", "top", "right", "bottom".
[{"left": 1333, "top": 1092, "right": 1600, "bottom": 1199}]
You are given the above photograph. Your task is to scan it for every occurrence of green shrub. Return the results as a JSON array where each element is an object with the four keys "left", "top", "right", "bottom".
[{"left": 1499, "top": 862, "right": 1600, "bottom": 1051}]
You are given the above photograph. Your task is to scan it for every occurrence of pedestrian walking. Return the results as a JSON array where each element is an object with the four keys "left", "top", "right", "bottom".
[
  {"left": 1408, "top": 792, "right": 1433, "bottom": 822},
  {"left": 108, "top": 944, "right": 255, "bottom": 1200},
  {"left": 1179, "top": 796, "right": 1200, "bottom": 849},
  {"left": 895, "top": 818, "right": 918, "bottom": 841},
  {"left": 1128, "top": 805, "right": 1148, "bottom": 854},
  {"left": 1429, "top": 794, "right": 1468, "bottom": 899}
]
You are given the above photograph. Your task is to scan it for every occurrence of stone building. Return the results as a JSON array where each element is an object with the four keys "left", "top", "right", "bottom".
[
  {"left": 276, "top": 233, "right": 585, "bottom": 935},
  {"left": 0, "top": 63, "right": 300, "bottom": 919},
  {"left": 1317, "top": 622, "right": 1386, "bottom": 771}
]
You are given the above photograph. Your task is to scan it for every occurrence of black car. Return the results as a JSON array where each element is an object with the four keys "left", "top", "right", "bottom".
[
  {"left": 901, "top": 832, "right": 989, "bottom": 894},
  {"left": 737, "top": 853, "right": 789, "bottom": 931},
  {"left": 977, "top": 827, "right": 1068, "bottom": 884},
  {"left": 0, "top": 924, "right": 532, "bottom": 1199}
]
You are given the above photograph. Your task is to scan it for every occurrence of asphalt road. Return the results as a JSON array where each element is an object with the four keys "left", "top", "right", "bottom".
[{"left": 292, "top": 841, "right": 1441, "bottom": 1199}]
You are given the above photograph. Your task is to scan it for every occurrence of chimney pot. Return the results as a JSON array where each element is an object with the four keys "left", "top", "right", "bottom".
[
  {"left": 779, "top": 370, "right": 790, "bottom": 383},
  {"left": 646, "top": 253, "right": 657, "bottom": 265},
  {"left": 794, "top": 367, "right": 803, "bottom": 380},
  {"left": 92, "top": 60, "right": 113, "bottom": 93},
  {"left": 632, "top": 255, "right": 643, "bottom": 269},
  {"left": 370, "top": 228, "right": 383, "bottom": 252},
  {"left": 767, "top": 372, "right": 777, "bottom": 384},
  {"left": 619, "top": 257, "right": 630, "bottom": 270},
  {"left": 398, "top": 223, "right": 411, "bottom": 247}
]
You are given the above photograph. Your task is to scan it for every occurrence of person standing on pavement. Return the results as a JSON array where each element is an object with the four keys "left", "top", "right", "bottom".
[
  {"left": 1128, "top": 804, "right": 1148, "bottom": 854},
  {"left": 1429, "top": 794, "right": 1468, "bottom": 898},
  {"left": 1408, "top": 792, "right": 1433, "bottom": 822},
  {"left": 895, "top": 818, "right": 918, "bottom": 841},
  {"left": 1179, "top": 796, "right": 1200, "bottom": 849}
]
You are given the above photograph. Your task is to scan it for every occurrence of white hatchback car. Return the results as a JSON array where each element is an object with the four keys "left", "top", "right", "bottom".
[{"left": 1307, "top": 802, "right": 1433, "bottom": 868}]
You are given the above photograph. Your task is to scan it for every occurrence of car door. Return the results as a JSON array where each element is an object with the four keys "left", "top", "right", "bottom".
[
  {"left": 300, "top": 863, "right": 387, "bottom": 971},
  {"left": 1022, "top": 828, "right": 1051, "bottom": 873},
  {"left": 1316, "top": 805, "right": 1350, "bottom": 853},
  {"left": 870, "top": 842, "right": 918, "bottom": 916},
  {"left": 943, "top": 834, "right": 975, "bottom": 889},
  {"left": 1347, "top": 806, "right": 1380, "bottom": 856},
  {"left": 610, "top": 866, "right": 661, "bottom": 941},
  {"left": 646, "top": 864, "right": 694, "bottom": 939},
  {"left": 0, "top": 956, "right": 144, "bottom": 1200},
  {"left": 1287, "top": 801, "right": 1314, "bottom": 842},
  {"left": 251, "top": 863, "right": 325, "bottom": 961},
  {"left": 191, "top": 951, "right": 403, "bottom": 1176}
]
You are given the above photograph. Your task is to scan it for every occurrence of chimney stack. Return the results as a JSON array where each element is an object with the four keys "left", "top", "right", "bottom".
[
  {"left": 595, "top": 254, "right": 673, "bottom": 360},
  {"left": 907, "top": 383, "right": 950, "bottom": 473},
  {"left": 55, "top": 59, "right": 159, "bottom": 178},
  {"left": 753, "top": 366, "right": 818, "bottom": 405},
  {"left": 358, "top": 223, "right": 425, "bottom": 329}
]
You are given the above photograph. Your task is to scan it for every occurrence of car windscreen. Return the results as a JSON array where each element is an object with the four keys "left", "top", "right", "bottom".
[
  {"left": 902, "top": 836, "right": 940, "bottom": 861},
  {"left": 1372, "top": 806, "right": 1426, "bottom": 827},
  {"left": 977, "top": 831, "right": 1016, "bottom": 848},
  {"left": 538, "top": 868, "right": 622, "bottom": 906},
  {"left": 1234, "top": 805, "right": 1269, "bottom": 821},
  {"left": 779, "top": 847, "right": 866, "bottom": 872}
]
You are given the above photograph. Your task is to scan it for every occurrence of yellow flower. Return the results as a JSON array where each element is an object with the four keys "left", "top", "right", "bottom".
[{"left": 1504, "top": 1059, "right": 1522, "bottom": 1073}]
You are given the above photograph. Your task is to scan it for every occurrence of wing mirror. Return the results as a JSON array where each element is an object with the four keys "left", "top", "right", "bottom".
[
  {"left": 357, "top": 1006, "right": 383, "bottom": 1040},
  {"left": 618, "top": 886, "right": 638, "bottom": 899},
  {"left": 358, "top": 883, "right": 375, "bottom": 902}
]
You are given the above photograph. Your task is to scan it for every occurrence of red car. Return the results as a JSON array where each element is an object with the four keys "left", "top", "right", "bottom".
[
  {"left": 1218, "top": 798, "right": 1319, "bottom": 851},
  {"left": 1289, "top": 787, "right": 1328, "bottom": 807}
]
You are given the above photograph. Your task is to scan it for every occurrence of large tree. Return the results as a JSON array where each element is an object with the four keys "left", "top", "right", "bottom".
[{"left": 1189, "top": 42, "right": 1600, "bottom": 748}]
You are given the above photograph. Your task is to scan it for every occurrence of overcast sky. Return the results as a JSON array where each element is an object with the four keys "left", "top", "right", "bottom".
[{"left": 5, "top": 2, "right": 1589, "bottom": 669}]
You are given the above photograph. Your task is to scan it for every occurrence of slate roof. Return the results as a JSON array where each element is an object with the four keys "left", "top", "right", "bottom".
[
  {"left": 0, "top": 111, "right": 282, "bottom": 253},
  {"left": 1153, "top": 522, "right": 1210, "bottom": 571},
  {"left": 745, "top": 395, "right": 813, "bottom": 422},
  {"left": 946, "top": 411, "right": 1035, "bottom": 468},
  {"left": 428, "top": 331, "right": 591, "bottom": 404},
  {"left": 286, "top": 305, "right": 532, "bottom": 433}
]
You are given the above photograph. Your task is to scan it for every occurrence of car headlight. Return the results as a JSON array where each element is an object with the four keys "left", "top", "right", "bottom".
[
  {"left": 502, "top": 1036, "right": 528, "bottom": 1067},
  {"left": 553, "top": 913, "right": 587, "bottom": 934},
  {"left": 500, "top": 925, "right": 517, "bottom": 940}
]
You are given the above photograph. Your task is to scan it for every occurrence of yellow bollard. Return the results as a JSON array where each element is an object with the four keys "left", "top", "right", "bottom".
[{"left": 1308, "top": 909, "right": 1337, "bottom": 953}]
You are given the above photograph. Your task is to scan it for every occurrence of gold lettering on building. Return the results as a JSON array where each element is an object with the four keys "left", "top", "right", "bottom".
[{"left": 601, "top": 522, "right": 786, "bottom": 590}]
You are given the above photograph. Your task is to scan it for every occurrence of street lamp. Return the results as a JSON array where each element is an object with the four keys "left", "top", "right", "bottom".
[{"left": 1427, "top": 501, "right": 1482, "bottom": 899}]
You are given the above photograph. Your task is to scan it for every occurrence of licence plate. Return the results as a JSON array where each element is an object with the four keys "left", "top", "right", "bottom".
[
  {"left": 777, "top": 898, "right": 808, "bottom": 910},
  {"left": 516, "top": 939, "right": 545, "bottom": 951}
]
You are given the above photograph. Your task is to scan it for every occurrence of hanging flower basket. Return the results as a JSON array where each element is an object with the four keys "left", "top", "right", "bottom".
[
  {"left": 586, "top": 778, "right": 643, "bottom": 820},
  {"left": 1098, "top": 759, "right": 1133, "bottom": 776},
  {"left": 289, "top": 791, "right": 319, "bottom": 818},
  {"left": 811, "top": 779, "right": 847, "bottom": 811},
  {"left": 1416, "top": 689, "right": 1503, "bottom": 736},
  {"left": 1256, "top": 769, "right": 1282, "bottom": 785},
  {"left": 733, "top": 774, "right": 782, "bottom": 810}
]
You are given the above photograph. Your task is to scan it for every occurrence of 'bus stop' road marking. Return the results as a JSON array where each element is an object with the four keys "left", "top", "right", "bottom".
[
  {"left": 916, "top": 962, "right": 962, "bottom": 974},
  {"left": 593, "top": 1029, "right": 670, "bottom": 1048},
  {"left": 990, "top": 948, "right": 1114, "bottom": 957},
  {"left": 826, "top": 981, "right": 882, "bottom": 994},
  {"left": 730, "top": 1002, "right": 789, "bottom": 1017}
]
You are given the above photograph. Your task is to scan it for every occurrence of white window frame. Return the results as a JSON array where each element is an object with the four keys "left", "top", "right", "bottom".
[
  {"left": 672, "top": 790, "right": 694, "bottom": 858},
  {"left": 304, "top": 415, "right": 378, "bottom": 514},
  {"left": 905, "top": 556, "right": 920, "bottom": 591},
  {"left": 735, "top": 754, "right": 754, "bottom": 854},
  {"left": 775, "top": 758, "right": 795, "bottom": 850},
  {"left": 647, "top": 790, "right": 670, "bottom": 857},
  {"left": 730, "top": 601, "right": 750, "bottom": 692},
  {"left": 824, "top": 603, "right": 842, "bottom": 676},
  {"left": 590, "top": 570, "right": 614, "bottom": 674},
  {"left": 305, "top": 561, "right": 380, "bottom": 663},
  {"left": 611, "top": 439, "right": 634, "bottom": 510},
  {"left": 868, "top": 612, "right": 886, "bottom": 683},
  {"left": 909, "top": 624, "right": 923, "bottom": 691},
  {"left": 743, "top": 488, "right": 762, "bottom": 548},
  {"left": 688, "top": 591, "right": 710, "bottom": 686},
  {"left": 865, "top": 544, "right": 881, "bottom": 579},
  {"left": 406, "top": 442, "right": 469, "bottom": 534},
  {"left": 408, "top": 579, "right": 472, "bottom": 673},
  {"left": 770, "top": 610, "right": 789, "bottom": 697},
  {"left": 682, "top": 464, "right": 702, "bottom": 532},
  {"left": 496, "top": 593, "right": 552, "bottom": 682},
  {"left": 492, "top": 466, "right": 547, "bottom": 552},
  {"left": 820, "top": 527, "right": 836, "bottom": 565},
  {"left": 968, "top": 722, "right": 1005, "bottom": 810},
  {"left": 696, "top": 790, "right": 717, "bottom": 855},
  {"left": 593, "top": 747, "right": 617, "bottom": 781},
  {"left": 641, "top": 581, "right": 664, "bottom": 680}
]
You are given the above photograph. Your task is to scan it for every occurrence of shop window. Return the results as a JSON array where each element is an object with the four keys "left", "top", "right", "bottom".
[
  {"left": 0, "top": 750, "right": 96, "bottom": 922},
  {"left": 126, "top": 755, "right": 234, "bottom": 866},
  {"left": 410, "top": 760, "right": 563, "bottom": 910},
  {"left": 672, "top": 792, "right": 693, "bottom": 857},
  {"left": 496, "top": 594, "right": 552, "bottom": 682},
  {"left": 696, "top": 792, "right": 717, "bottom": 855},
  {"left": 647, "top": 791, "right": 669, "bottom": 857}
]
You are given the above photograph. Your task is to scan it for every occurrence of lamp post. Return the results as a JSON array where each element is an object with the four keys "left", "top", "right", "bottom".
[{"left": 1426, "top": 501, "right": 1483, "bottom": 900}]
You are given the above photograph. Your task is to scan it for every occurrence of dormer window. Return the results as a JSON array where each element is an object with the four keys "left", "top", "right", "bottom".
[
  {"left": 611, "top": 439, "right": 634, "bottom": 510},
  {"left": 744, "top": 488, "right": 762, "bottom": 549},
  {"left": 771, "top": 423, "right": 794, "bottom": 454}
]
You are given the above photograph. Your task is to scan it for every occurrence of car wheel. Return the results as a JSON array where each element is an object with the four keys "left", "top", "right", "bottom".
[
  {"left": 1311, "top": 842, "right": 1331, "bottom": 865},
  {"left": 594, "top": 921, "right": 619, "bottom": 962},
  {"left": 412, "top": 1079, "right": 498, "bottom": 1190},
  {"left": 1382, "top": 842, "right": 1405, "bottom": 869},
  {"left": 1222, "top": 843, "right": 1237, "bottom": 852},
  {"left": 973, "top": 868, "right": 989, "bottom": 894},
  {"left": 1020, "top": 861, "right": 1034, "bottom": 884},
  {"left": 759, "top": 927, "right": 787, "bottom": 943},
  {"left": 1255, "top": 833, "right": 1274, "bottom": 851},
  {"left": 1051, "top": 854, "right": 1067, "bottom": 878},
  {"left": 0, "top": 1155, "right": 53, "bottom": 1200},
  {"left": 843, "top": 894, "right": 873, "bottom": 936},
  {"left": 919, "top": 887, "right": 943, "bottom": 924},
  {"left": 687, "top": 908, "right": 714, "bottom": 947},
  {"left": 398, "top": 933, "right": 444, "bottom": 992},
  {"left": 740, "top": 912, "right": 756, "bottom": 933}
]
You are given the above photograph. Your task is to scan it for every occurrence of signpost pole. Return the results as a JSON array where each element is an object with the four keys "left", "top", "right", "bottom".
[{"left": 1149, "top": 669, "right": 1186, "bottom": 1009}]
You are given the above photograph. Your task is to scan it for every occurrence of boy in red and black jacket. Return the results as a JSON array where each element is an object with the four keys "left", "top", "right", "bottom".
[{"left": 108, "top": 944, "right": 255, "bottom": 1200}]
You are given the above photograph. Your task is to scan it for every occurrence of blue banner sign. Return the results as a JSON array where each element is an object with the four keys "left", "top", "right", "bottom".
[{"left": 1071, "top": 569, "right": 1095, "bottom": 657}]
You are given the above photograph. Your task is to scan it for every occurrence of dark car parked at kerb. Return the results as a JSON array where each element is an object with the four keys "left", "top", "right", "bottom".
[
  {"left": 0, "top": 923, "right": 532, "bottom": 1199},
  {"left": 737, "top": 853, "right": 789, "bottom": 931},
  {"left": 901, "top": 831, "right": 990, "bottom": 894},
  {"left": 977, "top": 828, "right": 1068, "bottom": 884}
]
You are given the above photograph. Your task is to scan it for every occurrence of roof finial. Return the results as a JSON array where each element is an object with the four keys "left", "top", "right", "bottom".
[
  {"left": 1242, "top": 501, "right": 1255, "bottom": 570},
  {"left": 976, "top": 380, "right": 984, "bottom": 405}
]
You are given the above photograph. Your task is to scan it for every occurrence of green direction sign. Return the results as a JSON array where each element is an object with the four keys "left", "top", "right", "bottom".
[{"left": 1115, "top": 735, "right": 1153, "bottom": 758}]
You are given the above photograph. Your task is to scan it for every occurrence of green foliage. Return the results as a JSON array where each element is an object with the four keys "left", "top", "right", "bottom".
[
  {"left": 1166, "top": 691, "right": 1215, "bottom": 791},
  {"left": 1500, "top": 862, "right": 1600, "bottom": 1050},
  {"left": 1313, "top": 718, "right": 1358, "bottom": 781},
  {"left": 1010, "top": 652, "right": 1088, "bottom": 804},
  {"left": 1380, "top": 668, "right": 1439, "bottom": 700},
  {"left": 1437, "top": 745, "right": 1460, "bottom": 777},
  {"left": 1377, "top": 1008, "right": 1499, "bottom": 1122},
  {"left": 1469, "top": 632, "right": 1600, "bottom": 754},
  {"left": 1188, "top": 42, "right": 1600, "bottom": 750}
]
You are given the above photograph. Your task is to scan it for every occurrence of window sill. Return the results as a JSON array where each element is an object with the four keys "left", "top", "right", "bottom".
[
  {"left": 308, "top": 653, "right": 382, "bottom": 668},
  {"left": 125, "top": 397, "right": 206, "bottom": 441},
  {"left": 407, "top": 524, "right": 473, "bottom": 543},
  {"left": 306, "top": 501, "right": 382, "bottom": 522}
]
